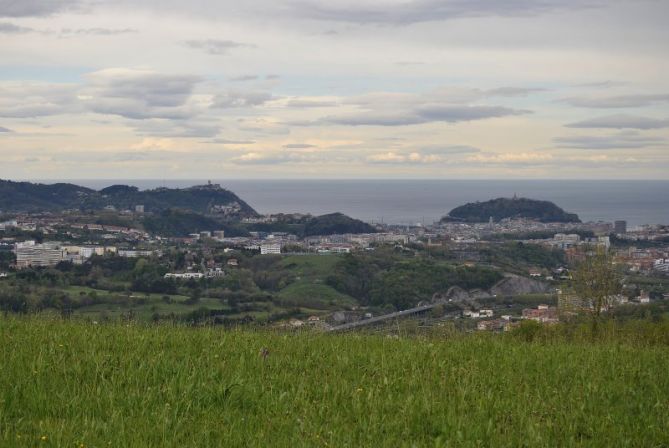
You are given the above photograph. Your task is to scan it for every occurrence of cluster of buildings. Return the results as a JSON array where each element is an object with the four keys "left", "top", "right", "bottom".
[
  {"left": 164, "top": 268, "right": 226, "bottom": 279},
  {"left": 12, "top": 241, "right": 159, "bottom": 268}
]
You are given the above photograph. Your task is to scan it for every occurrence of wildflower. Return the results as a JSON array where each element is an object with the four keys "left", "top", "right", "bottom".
[{"left": 40, "top": 435, "right": 48, "bottom": 441}]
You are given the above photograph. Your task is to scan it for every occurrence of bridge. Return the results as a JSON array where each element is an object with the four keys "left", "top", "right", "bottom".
[{"left": 327, "top": 302, "right": 443, "bottom": 333}]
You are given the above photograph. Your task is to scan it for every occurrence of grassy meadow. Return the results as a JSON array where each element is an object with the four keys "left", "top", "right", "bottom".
[{"left": 1, "top": 317, "right": 668, "bottom": 447}]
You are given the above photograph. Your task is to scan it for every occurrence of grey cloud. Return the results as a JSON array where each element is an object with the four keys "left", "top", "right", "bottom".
[
  {"left": 0, "top": 83, "right": 79, "bottom": 118},
  {"left": 283, "top": 143, "right": 316, "bottom": 149},
  {"left": 0, "top": 21, "right": 33, "bottom": 33},
  {"left": 566, "top": 115, "right": 669, "bottom": 130},
  {"left": 0, "top": 0, "right": 82, "bottom": 17},
  {"left": 285, "top": 98, "right": 338, "bottom": 108},
  {"left": 572, "top": 81, "right": 627, "bottom": 89},
  {"left": 417, "top": 105, "right": 528, "bottom": 122},
  {"left": 418, "top": 145, "right": 481, "bottom": 155},
  {"left": 205, "top": 138, "right": 256, "bottom": 145},
  {"left": 486, "top": 87, "right": 547, "bottom": 97},
  {"left": 0, "top": 126, "right": 12, "bottom": 132},
  {"left": 292, "top": 0, "right": 604, "bottom": 25},
  {"left": 212, "top": 90, "right": 273, "bottom": 108},
  {"left": 132, "top": 119, "right": 220, "bottom": 138},
  {"left": 323, "top": 105, "right": 527, "bottom": 126},
  {"left": 229, "top": 75, "right": 259, "bottom": 82},
  {"left": 184, "top": 39, "right": 252, "bottom": 55},
  {"left": 554, "top": 132, "right": 666, "bottom": 150},
  {"left": 83, "top": 69, "right": 202, "bottom": 120},
  {"left": 562, "top": 94, "right": 669, "bottom": 108},
  {"left": 60, "top": 27, "right": 137, "bottom": 36}
]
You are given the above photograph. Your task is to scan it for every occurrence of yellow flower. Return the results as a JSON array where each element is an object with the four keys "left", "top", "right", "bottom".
[{"left": 40, "top": 435, "right": 48, "bottom": 441}]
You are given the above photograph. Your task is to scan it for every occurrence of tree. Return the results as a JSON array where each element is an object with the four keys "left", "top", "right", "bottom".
[{"left": 572, "top": 247, "right": 621, "bottom": 322}]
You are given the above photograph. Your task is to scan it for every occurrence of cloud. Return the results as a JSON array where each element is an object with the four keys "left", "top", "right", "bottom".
[
  {"left": 131, "top": 118, "right": 221, "bottom": 138},
  {"left": 0, "top": 0, "right": 82, "bottom": 17},
  {"left": 367, "top": 145, "right": 482, "bottom": 164},
  {"left": 0, "top": 125, "right": 12, "bottom": 132},
  {"left": 291, "top": 0, "right": 604, "bottom": 25},
  {"left": 230, "top": 151, "right": 315, "bottom": 165},
  {"left": 323, "top": 105, "right": 527, "bottom": 126},
  {"left": 81, "top": 68, "right": 202, "bottom": 120},
  {"left": 465, "top": 152, "right": 554, "bottom": 165},
  {"left": 0, "top": 82, "right": 79, "bottom": 117},
  {"left": 561, "top": 94, "right": 669, "bottom": 108},
  {"left": 285, "top": 98, "right": 339, "bottom": 108},
  {"left": 60, "top": 27, "right": 138, "bottom": 36},
  {"left": 418, "top": 145, "right": 481, "bottom": 155},
  {"left": 566, "top": 114, "right": 669, "bottom": 130},
  {"left": 554, "top": 132, "right": 666, "bottom": 150},
  {"left": 0, "top": 21, "right": 33, "bottom": 33},
  {"left": 229, "top": 75, "right": 259, "bottom": 82},
  {"left": 212, "top": 89, "right": 273, "bottom": 108},
  {"left": 205, "top": 138, "right": 256, "bottom": 145},
  {"left": 184, "top": 39, "right": 252, "bottom": 55},
  {"left": 283, "top": 143, "right": 317, "bottom": 149},
  {"left": 485, "top": 87, "right": 547, "bottom": 97}
]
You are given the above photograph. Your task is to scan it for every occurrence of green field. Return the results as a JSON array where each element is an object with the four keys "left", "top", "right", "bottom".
[
  {"left": 1, "top": 318, "right": 668, "bottom": 447},
  {"left": 277, "top": 255, "right": 357, "bottom": 309}
]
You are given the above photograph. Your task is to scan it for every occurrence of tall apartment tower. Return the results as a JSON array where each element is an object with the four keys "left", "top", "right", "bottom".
[{"left": 614, "top": 220, "right": 627, "bottom": 234}]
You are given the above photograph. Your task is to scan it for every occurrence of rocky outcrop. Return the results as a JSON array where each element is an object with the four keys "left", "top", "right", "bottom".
[{"left": 490, "top": 274, "right": 550, "bottom": 296}]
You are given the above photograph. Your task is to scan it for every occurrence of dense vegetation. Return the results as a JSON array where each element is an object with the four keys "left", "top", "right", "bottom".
[
  {"left": 326, "top": 251, "right": 503, "bottom": 310},
  {"left": 246, "top": 212, "right": 378, "bottom": 237},
  {"left": 304, "top": 212, "right": 377, "bottom": 236},
  {"left": 0, "top": 179, "right": 256, "bottom": 216},
  {"left": 142, "top": 209, "right": 250, "bottom": 237},
  {"left": 442, "top": 197, "right": 581, "bottom": 223},
  {"left": 1, "top": 317, "right": 668, "bottom": 447}
]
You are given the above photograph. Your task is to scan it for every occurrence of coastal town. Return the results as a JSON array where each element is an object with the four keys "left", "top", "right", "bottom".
[{"left": 1, "top": 197, "right": 668, "bottom": 331}]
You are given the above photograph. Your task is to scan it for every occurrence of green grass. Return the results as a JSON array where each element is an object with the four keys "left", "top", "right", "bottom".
[
  {"left": 1, "top": 318, "right": 668, "bottom": 447},
  {"left": 278, "top": 255, "right": 357, "bottom": 309}
]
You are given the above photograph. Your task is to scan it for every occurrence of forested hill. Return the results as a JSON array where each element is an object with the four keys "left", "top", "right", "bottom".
[
  {"left": 0, "top": 179, "right": 258, "bottom": 217},
  {"left": 441, "top": 197, "right": 581, "bottom": 223}
]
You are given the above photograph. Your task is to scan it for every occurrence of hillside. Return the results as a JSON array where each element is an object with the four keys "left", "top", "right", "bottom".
[
  {"left": 0, "top": 179, "right": 257, "bottom": 218},
  {"left": 304, "top": 212, "right": 377, "bottom": 236},
  {"left": 441, "top": 197, "right": 580, "bottom": 223},
  {"left": 245, "top": 212, "right": 378, "bottom": 237},
  {"left": 1, "top": 318, "right": 668, "bottom": 447}
]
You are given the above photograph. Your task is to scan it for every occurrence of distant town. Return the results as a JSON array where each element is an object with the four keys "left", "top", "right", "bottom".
[{"left": 1, "top": 187, "right": 668, "bottom": 331}]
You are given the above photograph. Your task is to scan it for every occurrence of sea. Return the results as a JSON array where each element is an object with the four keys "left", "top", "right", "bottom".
[{"left": 59, "top": 179, "right": 669, "bottom": 227}]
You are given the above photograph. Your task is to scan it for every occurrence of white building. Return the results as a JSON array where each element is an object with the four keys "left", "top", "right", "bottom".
[
  {"left": 15, "top": 243, "right": 65, "bottom": 268},
  {"left": 260, "top": 243, "right": 282, "bottom": 255},
  {"left": 653, "top": 259, "right": 669, "bottom": 273}
]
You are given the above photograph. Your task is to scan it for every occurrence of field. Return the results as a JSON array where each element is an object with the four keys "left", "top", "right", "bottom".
[{"left": 1, "top": 318, "right": 668, "bottom": 447}]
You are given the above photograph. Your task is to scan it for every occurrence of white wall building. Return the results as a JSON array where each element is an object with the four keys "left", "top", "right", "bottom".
[
  {"left": 260, "top": 243, "right": 282, "bottom": 255},
  {"left": 15, "top": 243, "right": 65, "bottom": 268}
]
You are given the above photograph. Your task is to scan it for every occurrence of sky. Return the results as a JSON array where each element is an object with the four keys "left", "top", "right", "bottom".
[{"left": 0, "top": 0, "right": 668, "bottom": 180}]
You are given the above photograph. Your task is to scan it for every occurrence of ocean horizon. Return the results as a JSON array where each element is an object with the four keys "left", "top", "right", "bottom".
[{"left": 34, "top": 179, "right": 669, "bottom": 227}]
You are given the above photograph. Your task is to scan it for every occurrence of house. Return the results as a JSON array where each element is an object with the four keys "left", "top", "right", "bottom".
[
  {"left": 522, "top": 306, "right": 559, "bottom": 324},
  {"left": 227, "top": 258, "right": 239, "bottom": 267},
  {"left": 479, "top": 309, "right": 493, "bottom": 318},
  {"left": 529, "top": 268, "right": 542, "bottom": 277},
  {"left": 638, "top": 290, "right": 651, "bottom": 304}
]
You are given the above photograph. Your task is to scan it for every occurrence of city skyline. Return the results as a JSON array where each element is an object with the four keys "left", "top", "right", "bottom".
[{"left": 1, "top": 0, "right": 668, "bottom": 179}]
